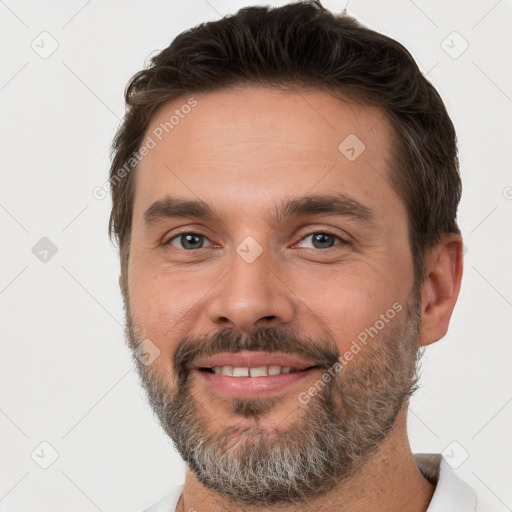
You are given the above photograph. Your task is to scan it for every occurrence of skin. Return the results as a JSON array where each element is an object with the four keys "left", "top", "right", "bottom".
[{"left": 121, "top": 86, "right": 463, "bottom": 512}]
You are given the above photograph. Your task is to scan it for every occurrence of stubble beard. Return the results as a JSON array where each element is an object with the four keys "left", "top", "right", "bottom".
[{"left": 123, "top": 290, "right": 423, "bottom": 507}]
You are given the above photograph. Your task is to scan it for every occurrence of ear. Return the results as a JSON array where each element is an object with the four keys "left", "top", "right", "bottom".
[{"left": 418, "top": 234, "right": 463, "bottom": 347}]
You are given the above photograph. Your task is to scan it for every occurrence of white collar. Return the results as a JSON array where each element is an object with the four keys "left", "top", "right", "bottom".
[{"left": 415, "top": 453, "right": 477, "bottom": 511}]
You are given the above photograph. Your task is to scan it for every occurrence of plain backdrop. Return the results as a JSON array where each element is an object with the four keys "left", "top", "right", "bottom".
[{"left": 1, "top": 0, "right": 511, "bottom": 510}]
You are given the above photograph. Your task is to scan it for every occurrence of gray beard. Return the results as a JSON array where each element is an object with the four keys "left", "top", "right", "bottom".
[{"left": 124, "top": 291, "right": 423, "bottom": 507}]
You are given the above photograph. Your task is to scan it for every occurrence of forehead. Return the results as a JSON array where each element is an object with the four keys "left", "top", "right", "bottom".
[{"left": 132, "top": 86, "right": 402, "bottom": 224}]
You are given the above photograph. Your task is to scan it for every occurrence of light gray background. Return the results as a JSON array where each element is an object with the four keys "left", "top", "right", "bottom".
[{"left": 1, "top": 0, "right": 511, "bottom": 510}]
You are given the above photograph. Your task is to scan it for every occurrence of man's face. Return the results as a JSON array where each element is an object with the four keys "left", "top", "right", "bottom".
[{"left": 122, "top": 86, "right": 421, "bottom": 505}]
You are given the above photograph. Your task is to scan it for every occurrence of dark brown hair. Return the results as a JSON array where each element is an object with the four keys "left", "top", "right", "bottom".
[{"left": 108, "top": 1, "right": 461, "bottom": 287}]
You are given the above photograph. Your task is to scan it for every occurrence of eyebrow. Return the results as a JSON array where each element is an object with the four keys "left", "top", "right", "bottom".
[{"left": 143, "top": 193, "right": 375, "bottom": 228}]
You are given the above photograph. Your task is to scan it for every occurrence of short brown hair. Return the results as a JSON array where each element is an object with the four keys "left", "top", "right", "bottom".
[{"left": 108, "top": 1, "right": 461, "bottom": 287}]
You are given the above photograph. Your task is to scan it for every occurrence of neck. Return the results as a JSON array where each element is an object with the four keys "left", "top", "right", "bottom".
[{"left": 176, "top": 407, "right": 435, "bottom": 512}]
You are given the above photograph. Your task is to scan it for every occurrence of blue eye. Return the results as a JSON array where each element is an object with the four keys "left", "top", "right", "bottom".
[
  {"left": 297, "top": 232, "right": 347, "bottom": 249},
  {"left": 166, "top": 233, "right": 213, "bottom": 250}
]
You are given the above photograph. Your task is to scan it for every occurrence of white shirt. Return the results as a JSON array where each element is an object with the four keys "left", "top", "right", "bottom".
[{"left": 141, "top": 453, "right": 477, "bottom": 512}]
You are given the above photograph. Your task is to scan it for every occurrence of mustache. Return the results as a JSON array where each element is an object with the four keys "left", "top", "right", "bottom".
[{"left": 173, "top": 326, "right": 340, "bottom": 385}]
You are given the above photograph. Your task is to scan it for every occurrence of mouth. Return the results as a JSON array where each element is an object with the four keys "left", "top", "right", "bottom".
[
  {"left": 198, "top": 365, "right": 319, "bottom": 376},
  {"left": 190, "top": 351, "right": 323, "bottom": 399}
]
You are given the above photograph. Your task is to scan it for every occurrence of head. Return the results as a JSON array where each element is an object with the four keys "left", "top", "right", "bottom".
[{"left": 108, "top": 1, "right": 463, "bottom": 506}]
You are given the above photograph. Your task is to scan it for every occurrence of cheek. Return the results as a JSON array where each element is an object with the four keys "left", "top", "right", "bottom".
[
  {"left": 294, "top": 267, "right": 405, "bottom": 353},
  {"left": 127, "top": 267, "right": 195, "bottom": 364}
]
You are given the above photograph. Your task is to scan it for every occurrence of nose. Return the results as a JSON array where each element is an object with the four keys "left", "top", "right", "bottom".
[{"left": 205, "top": 246, "right": 296, "bottom": 334}]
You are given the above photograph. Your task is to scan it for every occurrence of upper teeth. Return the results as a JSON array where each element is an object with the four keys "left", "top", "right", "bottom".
[{"left": 211, "top": 365, "right": 294, "bottom": 377}]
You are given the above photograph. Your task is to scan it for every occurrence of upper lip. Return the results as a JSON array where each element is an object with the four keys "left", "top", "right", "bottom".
[{"left": 190, "top": 351, "right": 318, "bottom": 371}]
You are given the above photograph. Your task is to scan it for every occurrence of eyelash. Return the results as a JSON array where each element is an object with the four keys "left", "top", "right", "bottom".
[{"left": 163, "top": 230, "right": 349, "bottom": 251}]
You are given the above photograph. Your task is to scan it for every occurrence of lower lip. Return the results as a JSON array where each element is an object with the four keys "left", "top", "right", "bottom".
[{"left": 193, "top": 368, "right": 318, "bottom": 399}]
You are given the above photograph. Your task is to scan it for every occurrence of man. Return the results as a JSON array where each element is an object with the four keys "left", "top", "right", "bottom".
[{"left": 108, "top": 2, "right": 477, "bottom": 511}]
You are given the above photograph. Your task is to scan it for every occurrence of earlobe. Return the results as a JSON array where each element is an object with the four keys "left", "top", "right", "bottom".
[{"left": 418, "top": 234, "right": 464, "bottom": 347}]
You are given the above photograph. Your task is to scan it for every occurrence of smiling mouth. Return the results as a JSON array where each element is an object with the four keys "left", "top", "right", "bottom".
[{"left": 199, "top": 365, "right": 320, "bottom": 377}]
